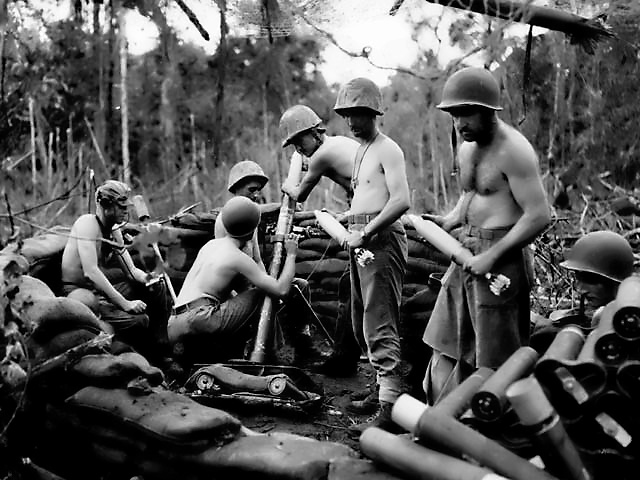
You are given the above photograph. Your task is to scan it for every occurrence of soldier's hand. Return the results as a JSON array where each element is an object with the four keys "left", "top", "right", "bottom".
[
  {"left": 123, "top": 299, "right": 147, "bottom": 314},
  {"left": 285, "top": 233, "right": 300, "bottom": 256}
]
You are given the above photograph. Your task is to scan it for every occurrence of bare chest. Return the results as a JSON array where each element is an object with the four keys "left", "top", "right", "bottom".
[{"left": 459, "top": 152, "right": 507, "bottom": 194}]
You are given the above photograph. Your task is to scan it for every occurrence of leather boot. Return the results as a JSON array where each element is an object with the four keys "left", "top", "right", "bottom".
[
  {"left": 347, "top": 384, "right": 379, "bottom": 414},
  {"left": 347, "top": 401, "right": 405, "bottom": 438}
]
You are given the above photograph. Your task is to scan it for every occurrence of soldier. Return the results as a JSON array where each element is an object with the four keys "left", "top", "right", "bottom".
[
  {"left": 168, "top": 196, "right": 300, "bottom": 364},
  {"left": 279, "top": 105, "right": 362, "bottom": 377},
  {"left": 61, "top": 180, "right": 172, "bottom": 361},
  {"left": 422, "top": 67, "right": 551, "bottom": 405},
  {"left": 215, "top": 161, "right": 320, "bottom": 365},
  {"left": 560, "top": 231, "right": 635, "bottom": 322},
  {"left": 280, "top": 104, "right": 358, "bottom": 203},
  {"left": 530, "top": 230, "right": 636, "bottom": 353},
  {"left": 333, "top": 77, "right": 411, "bottom": 435}
]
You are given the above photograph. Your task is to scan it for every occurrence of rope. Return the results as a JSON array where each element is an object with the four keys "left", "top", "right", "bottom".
[{"left": 9, "top": 216, "right": 125, "bottom": 250}]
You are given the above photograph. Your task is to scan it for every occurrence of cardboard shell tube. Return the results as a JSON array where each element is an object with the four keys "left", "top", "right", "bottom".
[
  {"left": 391, "top": 394, "right": 559, "bottom": 480},
  {"left": 360, "top": 427, "right": 508, "bottom": 480},
  {"left": 507, "top": 377, "right": 592, "bottom": 480},
  {"left": 436, "top": 366, "right": 495, "bottom": 418},
  {"left": 471, "top": 346, "right": 539, "bottom": 422},
  {"left": 541, "top": 326, "right": 585, "bottom": 363},
  {"left": 612, "top": 276, "right": 640, "bottom": 340}
]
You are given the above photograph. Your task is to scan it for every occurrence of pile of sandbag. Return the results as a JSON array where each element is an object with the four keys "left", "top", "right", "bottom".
[{"left": 3, "top": 259, "right": 409, "bottom": 480}]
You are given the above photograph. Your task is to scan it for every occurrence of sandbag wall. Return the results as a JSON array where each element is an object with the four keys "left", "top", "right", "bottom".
[{"left": 166, "top": 208, "right": 450, "bottom": 343}]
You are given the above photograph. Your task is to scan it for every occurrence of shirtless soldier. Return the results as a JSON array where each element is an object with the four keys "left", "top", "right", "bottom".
[
  {"left": 215, "top": 160, "right": 319, "bottom": 365},
  {"left": 167, "top": 196, "right": 299, "bottom": 364},
  {"left": 333, "top": 77, "right": 411, "bottom": 434},
  {"left": 61, "top": 180, "right": 171, "bottom": 360},
  {"left": 280, "top": 104, "right": 358, "bottom": 203},
  {"left": 279, "top": 105, "right": 362, "bottom": 376},
  {"left": 422, "top": 67, "right": 551, "bottom": 404}
]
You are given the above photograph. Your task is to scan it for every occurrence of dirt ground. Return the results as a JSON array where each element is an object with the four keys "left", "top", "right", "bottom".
[{"left": 233, "top": 360, "right": 376, "bottom": 452}]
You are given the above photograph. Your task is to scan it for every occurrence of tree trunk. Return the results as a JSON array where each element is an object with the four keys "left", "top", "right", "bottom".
[
  {"left": 93, "top": 0, "right": 107, "bottom": 172},
  {"left": 212, "top": 0, "right": 228, "bottom": 168},
  {"left": 118, "top": 9, "right": 130, "bottom": 184},
  {"left": 105, "top": 0, "right": 117, "bottom": 169}
]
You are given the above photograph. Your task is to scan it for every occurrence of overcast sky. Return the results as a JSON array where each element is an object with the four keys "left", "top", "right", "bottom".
[
  {"left": 30, "top": 0, "right": 546, "bottom": 86},
  {"left": 122, "top": 0, "right": 473, "bottom": 85}
]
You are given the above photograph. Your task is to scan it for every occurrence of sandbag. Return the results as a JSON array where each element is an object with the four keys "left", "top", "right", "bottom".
[
  {"left": 298, "top": 237, "right": 342, "bottom": 254},
  {"left": 319, "top": 276, "right": 350, "bottom": 293},
  {"left": 309, "top": 288, "right": 340, "bottom": 302},
  {"left": 7, "top": 227, "right": 69, "bottom": 262},
  {"left": 406, "top": 257, "right": 446, "bottom": 276},
  {"left": 313, "top": 300, "right": 341, "bottom": 318},
  {"left": 295, "top": 248, "right": 324, "bottom": 262},
  {"left": 65, "top": 386, "right": 242, "bottom": 451},
  {"left": 190, "top": 432, "right": 355, "bottom": 479},
  {"left": 43, "top": 409, "right": 354, "bottom": 480},
  {"left": 296, "top": 259, "right": 348, "bottom": 277},
  {"left": 72, "top": 352, "right": 164, "bottom": 387},
  {"left": 24, "top": 297, "right": 105, "bottom": 343},
  {"left": 11, "top": 275, "right": 56, "bottom": 305},
  {"left": 328, "top": 456, "right": 406, "bottom": 480},
  {"left": 28, "top": 328, "right": 100, "bottom": 364}
]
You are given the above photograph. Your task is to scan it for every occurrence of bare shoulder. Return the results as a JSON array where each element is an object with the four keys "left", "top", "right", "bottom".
[
  {"left": 316, "top": 136, "right": 358, "bottom": 163},
  {"left": 500, "top": 122, "right": 539, "bottom": 171},
  {"left": 378, "top": 134, "right": 405, "bottom": 162},
  {"left": 74, "top": 214, "right": 100, "bottom": 235}
]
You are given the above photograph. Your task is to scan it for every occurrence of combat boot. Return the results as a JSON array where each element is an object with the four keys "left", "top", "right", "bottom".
[
  {"left": 346, "top": 384, "right": 379, "bottom": 415},
  {"left": 347, "top": 401, "right": 404, "bottom": 438}
]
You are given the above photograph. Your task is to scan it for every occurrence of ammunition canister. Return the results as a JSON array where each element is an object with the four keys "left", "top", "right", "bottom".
[
  {"left": 392, "top": 394, "right": 559, "bottom": 480},
  {"left": 360, "top": 427, "right": 508, "bottom": 480},
  {"left": 471, "top": 346, "right": 539, "bottom": 422},
  {"left": 507, "top": 376, "right": 592, "bottom": 480}
]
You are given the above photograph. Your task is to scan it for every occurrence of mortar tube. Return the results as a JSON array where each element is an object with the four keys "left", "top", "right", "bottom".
[
  {"left": 392, "top": 394, "right": 559, "bottom": 480},
  {"left": 471, "top": 346, "right": 539, "bottom": 422},
  {"left": 507, "top": 376, "right": 592, "bottom": 480},
  {"left": 360, "top": 427, "right": 508, "bottom": 480}
]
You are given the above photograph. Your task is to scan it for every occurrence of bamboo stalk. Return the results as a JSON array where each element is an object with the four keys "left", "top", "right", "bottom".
[
  {"left": 428, "top": 112, "right": 438, "bottom": 211},
  {"left": 47, "top": 131, "right": 54, "bottom": 197},
  {"left": 29, "top": 97, "right": 36, "bottom": 203},
  {"left": 84, "top": 117, "right": 107, "bottom": 172}
]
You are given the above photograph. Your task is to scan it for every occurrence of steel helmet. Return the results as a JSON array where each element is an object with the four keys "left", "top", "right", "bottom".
[
  {"left": 95, "top": 180, "right": 133, "bottom": 207},
  {"left": 560, "top": 231, "right": 635, "bottom": 283},
  {"left": 227, "top": 160, "right": 269, "bottom": 193},
  {"left": 220, "top": 196, "right": 261, "bottom": 238},
  {"left": 437, "top": 67, "right": 502, "bottom": 112},
  {"left": 334, "top": 77, "right": 384, "bottom": 116},
  {"left": 279, "top": 105, "right": 326, "bottom": 148}
]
